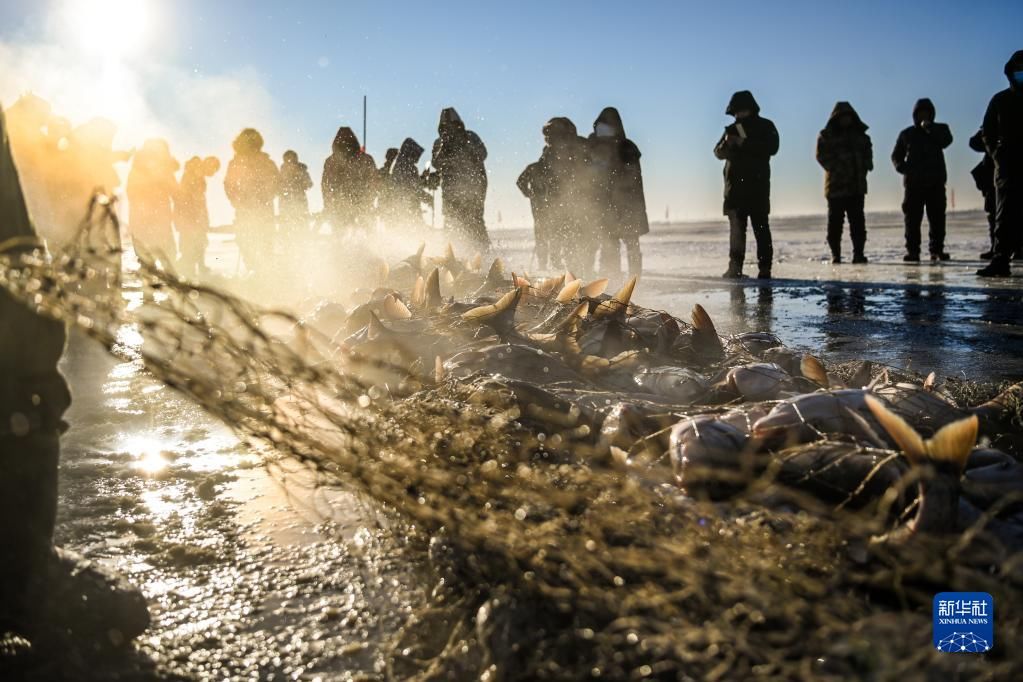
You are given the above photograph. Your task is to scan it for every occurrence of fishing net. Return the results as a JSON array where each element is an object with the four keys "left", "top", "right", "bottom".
[{"left": 2, "top": 201, "right": 1022, "bottom": 680}]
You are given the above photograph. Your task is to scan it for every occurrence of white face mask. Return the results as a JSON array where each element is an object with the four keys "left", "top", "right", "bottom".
[{"left": 595, "top": 122, "right": 617, "bottom": 138}]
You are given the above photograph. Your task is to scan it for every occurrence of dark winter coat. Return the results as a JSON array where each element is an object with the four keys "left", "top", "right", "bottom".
[
  {"left": 982, "top": 50, "right": 1023, "bottom": 189},
  {"left": 175, "top": 157, "right": 216, "bottom": 234},
  {"left": 969, "top": 128, "right": 995, "bottom": 197},
  {"left": 225, "top": 151, "right": 279, "bottom": 219},
  {"left": 280, "top": 157, "right": 312, "bottom": 216},
  {"left": 127, "top": 140, "right": 179, "bottom": 240},
  {"left": 891, "top": 98, "right": 953, "bottom": 188},
  {"left": 389, "top": 137, "right": 430, "bottom": 220},
  {"left": 321, "top": 127, "right": 377, "bottom": 222},
  {"left": 588, "top": 107, "right": 649, "bottom": 238},
  {"left": 714, "top": 91, "right": 779, "bottom": 215},
  {"left": 430, "top": 108, "right": 488, "bottom": 204},
  {"left": 0, "top": 106, "right": 71, "bottom": 435},
  {"left": 816, "top": 102, "right": 873, "bottom": 199}
]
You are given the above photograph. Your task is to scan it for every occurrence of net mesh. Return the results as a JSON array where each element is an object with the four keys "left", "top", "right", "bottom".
[{"left": 2, "top": 201, "right": 1022, "bottom": 680}]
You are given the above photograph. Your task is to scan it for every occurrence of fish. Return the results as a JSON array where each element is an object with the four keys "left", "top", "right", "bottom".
[
  {"left": 633, "top": 366, "right": 708, "bottom": 403},
  {"left": 669, "top": 415, "right": 755, "bottom": 498}
]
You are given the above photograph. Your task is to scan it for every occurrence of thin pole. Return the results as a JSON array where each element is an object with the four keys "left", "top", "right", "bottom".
[{"left": 362, "top": 95, "right": 367, "bottom": 153}]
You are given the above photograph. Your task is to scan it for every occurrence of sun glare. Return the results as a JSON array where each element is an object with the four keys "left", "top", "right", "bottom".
[{"left": 60, "top": 0, "right": 152, "bottom": 59}]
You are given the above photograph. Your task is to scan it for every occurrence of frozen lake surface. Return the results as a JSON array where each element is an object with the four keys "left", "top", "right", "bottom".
[{"left": 3, "top": 209, "right": 1021, "bottom": 678}]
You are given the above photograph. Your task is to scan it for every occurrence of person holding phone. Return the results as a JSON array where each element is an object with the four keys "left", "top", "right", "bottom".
[{"left": 714, "top": 90, "right": 780, "bottom": 279}]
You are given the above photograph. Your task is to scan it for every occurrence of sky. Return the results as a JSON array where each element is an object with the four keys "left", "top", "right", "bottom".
[{"left": 0, "top": 0, "right": 1020, "bottom": 227}]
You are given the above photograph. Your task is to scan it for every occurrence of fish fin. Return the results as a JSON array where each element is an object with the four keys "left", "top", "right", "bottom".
[
  {"left": 971, "top": 381, "right": 1023, "bottom": 422},
  {"left": 594, "top": 275, "right": 637, "bottom": 319},
  {"left": 848, "top": 360, "right": 873, "bottom": 389},
  {"left": 580, "top": 277, "right": 609, "bottom": 298},
  {"left": 800, "top": 355, "right": 829, "bottom": 388},
  {"left": 469, "top": 252, "right": 482, "bottom": 272},
  {"left": 441, "top": 268, "right": 456, "bottom": 287},
  {"left": 609, "top": 350, "right": 641, "bottom": 370},
  {"left": 923, "top": 371, "right": 937, "bottom": 391},
  {"left": 865, "top": 395, "right": 927, "bottom": 463},
  {"left": 482, "top": 258, "right": 505, "bottom": 289},
  {"left": 411, "top": 275, "right": 425, "bottom": 309},
  {"left": 609, "top": 446, "right": 629, "bottom": 467},
  {"left": 434, "top": 356, "right": 444, "bottom": 383},
  {"left": 923, "top": 415, "right": 977, "bottom": 473},
  {"left": 444, "top": 242, "right": 455, "bottom": 264},
  {"left": 382, "top": 294, "right": 412, "bottom": 320},
  {"left": 556, "top": 279, "right": 582, "bottom": 303},
  {"left": 577, "top": 354, "right": 611, "bottom": 372},
  {"left": 538, "top": 274, "right": 565, "bottom": 299},
  {"left": 691, "top": 304, "right": 723, "bottom": 355},
  {"left": 462, "top": 287, "right": 521, "bottom": 327},
  {"left": 409, "top": 242, "right": 426, "bottom": 271},
  {"left": 565, "top": 270, "right": 578, "bottom": 283},
  {"left": 366, "top": 312, "right": 388, "bottom": 341},
  {"left": 425, "top": 268, "right": 443, "bottom": 310},
  {"left": 512, "top": 272, "right": 531, "bottom": 289}
]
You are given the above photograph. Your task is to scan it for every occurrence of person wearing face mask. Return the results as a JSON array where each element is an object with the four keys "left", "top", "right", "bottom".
[
  {"left": 588, "top": 107, "right": 648, "bottom": 277},
  {"left": 977, "top": 50, "right": 1023, "bottom": 277},
  {"left": 891, "top": 98, "right": 953, "bottom": 262},
  {"left": 714, "top": 91, "right": 780, "bottom": 279},
  {"left": 427, "top": 108, "right": 490, "bottom": 250},
  {"left": 816, "top": 102, "right": 873, "bottom": 264}
]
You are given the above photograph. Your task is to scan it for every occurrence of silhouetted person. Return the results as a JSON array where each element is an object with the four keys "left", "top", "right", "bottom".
[
  {"left": 380, "top": 147, "right": 399, "bottom": 179},
  {"left": 429, "top": 108, "right": 489, "bottom": 249},
  {"left": 225, "top": 128, "right": 280, "bottom": 274},
  {"left": 279, "top": 150, "right": 312, "bottom": 233},
  {"left": 518, "top": 117, "right": 593, "bottom": 272},
  {"left": 588, "top": 108, "right": 648, "bottom": 277},
  {"left": 321, "top": 126, "right": 377, "bottom": 233},
  {"left": 977, "top": 50, "right": 1023, "bottom": 277},
  {"left": 175, "top": 156, "right": 219, "bottom": 278},
  {"left": 0, "top": 105, "right": 149, "bottom": 648},
  {"left": 816, "top": 102, "right": 873, "bottom": 264},
  {"left": 127, "top": 138, "right": 179, "bottom": 268},
  {"left": 388, "top": 137, "right": 430, "bottom": 229},
  {"left": 891, "top": 98, "right": 953, "bottom": 262},
  {"left": 714, "top": 91, "right": 779, "bottom": 279},
  {"left": 969, "top": 128, "right": 997, "bottom": 260}
]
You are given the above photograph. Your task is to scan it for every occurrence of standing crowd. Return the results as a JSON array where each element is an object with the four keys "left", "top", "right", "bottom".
[{"left": 3, "top": 50, "right": 1023, "bottom": 281}]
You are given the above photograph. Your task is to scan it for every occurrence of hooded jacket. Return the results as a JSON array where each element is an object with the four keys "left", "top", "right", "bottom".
[
  {"left": 322, "top": 126, "right": 377, "bottom": 221},
  {"left": 127, "top": 139, "right": 180, "bottom": 238},
  {"left": 891, "top": 98, "right": 953, "bottom": 188},
  {"left": 430, "top": 107, "right": 488, "bottom": 204},
  {"left": 388, "top": 137, "right": 430, "bottom": 219},
  {"left": 225, "top": 130, "right": 279, "bottom": 218},
  {"left": 981, "top": 50, "right": 1023, "bottom": 188},
  {"left": 279, "top": 155, "right": 312, "bottom": 215},
  {"left": 816, "top": 102, "right": 873, "bottom": 199},
  {"left": 0, "top": 106, "right": 71, "bottom": 435},
  {"left": 713, "top": 91, "right": 780, "bottom": 215},
  {"left": 588, "top": 107, "right": 649, "bottom": 237}
]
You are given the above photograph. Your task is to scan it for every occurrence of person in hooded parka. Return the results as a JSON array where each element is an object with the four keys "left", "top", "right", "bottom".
[
  {"left": 588, "top": 107, "right": 649, "bottom": 277},
  {"left": 175, "top": 155, "right": 219, "bottom": 277},
  {"left": 891, "top": 98, "right": 953, "bottom": 262},
  {"left": 127, "top": 138, "right": 179, "bottom": 268},
  {"left": 224, "top": 128, "right": 280, "bottom": 274},
  {"left": 714, "top": 90, "right": 780, "bottom": 279},
  {"left": 279, "top": 150, "right": 313, "bottom": 233},
  {"left": 429, "top": 107, "right": 490, "bottom": 250},
  {"left": 321, "top": 126, "right": 378, "bottom": 233},
  {"left": 816, "top": 101, "right": 873, "bottom": 263},
  {"left": 388, "top": 137, "right": 430, "bottom": 230},
  {"left": 978, "top": 50, "right": 1023, "bottom": 277}
]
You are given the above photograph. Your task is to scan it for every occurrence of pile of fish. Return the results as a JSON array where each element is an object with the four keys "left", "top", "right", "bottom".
[{"left": 301, "top": 244, "right": 1023, "bottom": 551}]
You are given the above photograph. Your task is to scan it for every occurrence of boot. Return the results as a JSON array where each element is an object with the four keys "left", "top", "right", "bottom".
[
  {"left": 930, "top": 252, "right": 951, "bottom": 262},
  {"left": 722, "top": 262, "right": 743, "bottom": 279},
  {"left": 977, "top": 261, "right": 1011, "bottom": 277},
  {"left": 903, "top": 253, "right": 920, "bottom": 262},
  {"left": 852, "top": 253, "right": 868, "bottom": 264},
  {"left": 980, "top": 250, "right": 993, "bottom": 260},
  {"left": 0, "top": 434, "right": 149, "bottom": 648}
]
